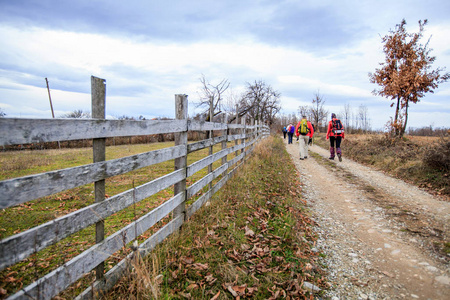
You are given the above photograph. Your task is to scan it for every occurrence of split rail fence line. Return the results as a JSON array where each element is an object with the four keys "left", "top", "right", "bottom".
[{"left": 0, "top": 76, "right": 270, "bottom": 299}]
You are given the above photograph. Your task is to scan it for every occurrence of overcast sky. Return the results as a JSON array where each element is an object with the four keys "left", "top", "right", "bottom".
[{"left": 0, "top": 0, "right": 449, "bottom": 130}]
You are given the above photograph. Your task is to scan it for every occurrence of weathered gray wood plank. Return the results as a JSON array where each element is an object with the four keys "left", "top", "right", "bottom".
[
  {"left": 0, "top": 169, "right": 185, "bottom": 271},
  {"left": 7, "top": 192, "right": 185, "bottom": 300},
  {"left": 174, "top": 94, "right": 188, "bottom": 221},
  {"left": 187, "top": 135, "right": 226, "bottom": 153},
  {"left": 0, "top": 145, "right": 185, "bottom": 209},
  {"left": 186, "top": 148, "right": 228, "bottom": 177},
  {"left": 75, "top": 215, "right": 184, "bottom": 300},
  {"left": 228, "top": 133, "right": 246, "bottom": 141},
  {"left": 187, "top": 173, "right": 229, "bottom": 218},
  {"left": 228, "top": 152, "right": 245, "bottom": 168},
  {"left": 227, "top": 124, "right": 245, "bottom": 129},
  {"left": 186, "top": 163, "right": 227, "bottom": 199},
  {"left": 188, "top": 120, "right": 227, "bottom": 131},
  {"left": 0, "top": 118, "right": 187, "bottom": 146},
  {"left": 228, "top": 143, "right": 245, "bottom": 154}
]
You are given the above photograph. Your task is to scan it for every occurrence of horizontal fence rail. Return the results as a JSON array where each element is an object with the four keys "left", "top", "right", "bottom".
[
  {"left": 0, "top": 118, "right": 187, "bottom": 146},
  {"left": 0, "top": 76, "right": 270, "bottom": 300}
]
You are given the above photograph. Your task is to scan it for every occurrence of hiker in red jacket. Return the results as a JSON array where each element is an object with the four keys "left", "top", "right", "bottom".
[
  {"left": 326, "top": 113, "right": 345, "bottom": 161},
  {"left": 295, "top": 116, "right": 314, "bottom": 160}
]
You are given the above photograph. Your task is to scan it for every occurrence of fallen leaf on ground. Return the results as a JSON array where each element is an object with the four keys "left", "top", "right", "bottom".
[{"left": 210, "top": 291, "right": 220, "bottom": 300}]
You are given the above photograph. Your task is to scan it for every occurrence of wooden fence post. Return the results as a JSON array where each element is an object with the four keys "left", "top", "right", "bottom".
[
  {"left": 174, "top": 94, "right": 188, "bottom": 220},
  {"left": 252, "top": 119, "right": 258, "bottom": 140},
  {"left": 208, "top": 96, "right": 213, "bottom": 190},
  {"left": 221, "top": 113, "right": 228, "bottom": 174},
  {"left": 241, "top": 115, "right": 246, "bottom": 157},
  {"left": 92, "top": 76, "right": 106, "bottom": 281},
  {"left": 234, "top": 104, "right": 239, "bottom": 157}
]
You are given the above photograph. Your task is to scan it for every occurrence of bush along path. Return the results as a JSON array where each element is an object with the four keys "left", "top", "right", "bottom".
[
  {"left": 102, "top": 136, "right": 329, "bottom": 299},
  {"left": 285, "top": 137, "right": 449, "bottom": 299}
]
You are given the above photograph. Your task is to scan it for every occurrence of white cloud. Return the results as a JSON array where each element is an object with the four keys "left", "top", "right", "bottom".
[{"left": 1, "top": 2, "right": 449, "bottom": 130}]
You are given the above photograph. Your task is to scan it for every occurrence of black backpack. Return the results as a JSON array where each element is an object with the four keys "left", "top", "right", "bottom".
[{"left": 332, "top": 119, "right": 344, "bottom": 134}]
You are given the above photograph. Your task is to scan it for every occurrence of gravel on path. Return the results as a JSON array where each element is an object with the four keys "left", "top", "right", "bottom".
[{"left": 284, "top": 139, "right": 449, "bottom": 299}]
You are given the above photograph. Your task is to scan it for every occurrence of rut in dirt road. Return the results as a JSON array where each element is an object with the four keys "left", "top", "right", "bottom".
[{"left": 284, "top": 139, "right": 449, "bottom": 299}]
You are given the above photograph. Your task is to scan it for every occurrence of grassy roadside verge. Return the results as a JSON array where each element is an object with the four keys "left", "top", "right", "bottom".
[
  {"left": 313, "top": 133, "right": 450, "bottom": 199},
  {"left": 103, "top": 136, "right": 328, "bottom": 299},
  {"left": 0, "top": 142, "right": 224, "bottom": 298}
]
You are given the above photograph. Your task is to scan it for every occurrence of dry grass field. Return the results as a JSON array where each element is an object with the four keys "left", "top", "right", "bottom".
[{"left": 314, "top": 133, "right": 450, "bottom": 199}]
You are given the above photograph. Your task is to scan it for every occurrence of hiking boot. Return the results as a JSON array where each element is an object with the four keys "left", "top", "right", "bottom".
[
  {"left": 304, "top": 156, "right": 307, "bottom": 159},
  {"left": 300, "top": 158, "right": 304, "bottom": 160},
  {"left": 329, "top": 147, "right": 335, "bottom": 160},
  {"left": 329, "top": 156, "right": 334, "bottom": 160},
  {"left": 336, "top": 147, "right": 342, "bottom": 162}
]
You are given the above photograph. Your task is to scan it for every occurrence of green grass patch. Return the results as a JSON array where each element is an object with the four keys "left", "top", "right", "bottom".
[{"left": 0, "top": 140, "right": 244, "bottom": 298}]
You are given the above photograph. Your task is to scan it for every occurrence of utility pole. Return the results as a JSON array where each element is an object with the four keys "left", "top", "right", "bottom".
[
  {"left": 45, "top": 78, "right": 60, "bottom": 148},
  {"left": 45, "top": 78, "right": 55, "bottom": 118}
]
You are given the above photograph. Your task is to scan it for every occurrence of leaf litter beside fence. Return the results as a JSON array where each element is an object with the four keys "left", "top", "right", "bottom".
[{"left": 103, "top": 136, "right": 329, "bottom": 299}]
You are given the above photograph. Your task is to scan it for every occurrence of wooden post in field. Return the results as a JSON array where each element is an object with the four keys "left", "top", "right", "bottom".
[
  {"left": 208, "top": 96, "right": 213, "bottom": 190},
  {"left": 234, "top": 104, "right": 239, "bottom": 157},
  {"left": 221, "top": 113, "right": 228, "bottom": 175},
  {"left": 241, "top": 115, "right": 246, "bottom": 158},
  {"left": 253, "top": 118, "right": 256, "bottom": 142},
  {"left": 92, "top": 76, "right": 106, "bottom": 281},
  {"left": 174, "top": 94, "right": 188, "bottom": 220}
]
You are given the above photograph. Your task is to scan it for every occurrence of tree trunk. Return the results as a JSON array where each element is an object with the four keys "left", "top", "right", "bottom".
[
  {"left": 401, "top": 101, "right": 409, "bottom": 137},
  {"left": 394, "top": 95, "right": 400, "bottom": 136}
]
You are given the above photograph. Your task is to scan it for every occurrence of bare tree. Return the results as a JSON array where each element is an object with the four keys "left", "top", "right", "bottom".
[
  {"left": 61, "top": 109, "right": 90, "bottom": 118},
  {"left": 310, "top": 91, "right": 328, "bottom": 131},
  {"left": 237, "top": 80, "right": 281, "bottom": 125},
  {"left": 358, "top": 104, "right": 371, "bottom": 133},
  {"left": 288, "top": 113, "right": 298, "bottom": 126},
  {"left": 117, "top": 115, "right": 135, "bottom": 120},
  {"left": 298, "top": 105, "right": 309, "bottom": 118},
  {"left": 222, "top": 87, "right": 241, "bottom": 117},
  {"left": 353, "top": 112, "right": 359, "bottom": 131},
  {"left": 197, "top": 74, "right": 230, "bottom": 121},
  {"left": 341, "top": 103, "right": 352, "bottom": 133}
]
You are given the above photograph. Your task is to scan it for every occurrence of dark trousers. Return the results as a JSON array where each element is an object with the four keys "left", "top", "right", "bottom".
[
  {"left": 330, "top": 136, "right": 342, "bottom": 148},
  {"left": 288, "top": 132, "right": 293, "bottom": 144}
]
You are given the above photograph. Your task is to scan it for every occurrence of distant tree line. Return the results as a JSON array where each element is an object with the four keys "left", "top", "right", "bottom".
[
  {"left": 195, "top": 76, "right": 281, "bottom": 126},
  {"left": 274, "top": 90, "right": 372, "bottom": 135}
]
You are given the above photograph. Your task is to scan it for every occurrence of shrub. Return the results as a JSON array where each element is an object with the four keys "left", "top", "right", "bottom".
[{"left": 423, "top": 138, "right": 450, "bottom": 172}]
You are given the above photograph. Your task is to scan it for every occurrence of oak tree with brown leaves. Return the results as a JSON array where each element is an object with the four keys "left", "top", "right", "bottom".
[{"left": 369, "top": 19, "right": 449, "bottom": 137}]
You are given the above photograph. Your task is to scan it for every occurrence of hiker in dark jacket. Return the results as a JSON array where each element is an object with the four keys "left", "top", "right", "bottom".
[
  {"left": 282, "top": 126, "right": 287, "bottom": 139},
  {"left": 326, "top": 113, "right": 345, "bottom": 161}
]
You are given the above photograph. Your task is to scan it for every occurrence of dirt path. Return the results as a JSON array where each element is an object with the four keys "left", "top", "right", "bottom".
[{"left": 284, "top": 138, "right": 449, "bottom": 299}]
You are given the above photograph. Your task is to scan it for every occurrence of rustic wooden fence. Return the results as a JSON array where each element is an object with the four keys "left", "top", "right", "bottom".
[{"left": 0, "top": 76, "right": 269, "bottom": 299}]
